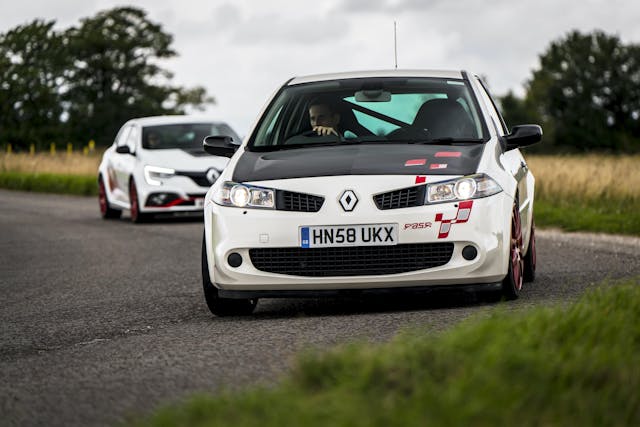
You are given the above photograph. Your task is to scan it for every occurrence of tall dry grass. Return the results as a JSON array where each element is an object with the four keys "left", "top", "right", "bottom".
[
  {"left": 1, "top": 151, "right": 639, "bottom": 203},
  {"left": 0, "top": 152, "right": 102, "bottom": 176},
  {"left": 526, "top": 154, "right": 640, "bottom": 204}
]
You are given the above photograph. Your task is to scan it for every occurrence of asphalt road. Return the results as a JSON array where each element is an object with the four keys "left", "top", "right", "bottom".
[{"left": 1, "top": 189, "right": 639, "bottom": 427}]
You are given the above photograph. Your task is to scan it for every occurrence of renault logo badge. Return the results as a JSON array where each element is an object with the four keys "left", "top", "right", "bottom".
[{"left": 339, "top": 190, "right": 358, "bottom": 212}]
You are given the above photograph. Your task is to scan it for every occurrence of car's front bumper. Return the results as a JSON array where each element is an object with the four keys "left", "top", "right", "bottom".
[
  {"left": 137, "top": 175, "right": 209, "bottom": 213},
  {"left": 204, "top": 190, "right": 513, "bottom": 292}
]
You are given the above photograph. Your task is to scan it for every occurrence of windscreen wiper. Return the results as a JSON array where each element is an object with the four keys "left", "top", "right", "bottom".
[
  {"left": 250, "top": 140, "right": 362, "bottom": 152},
  {"left": 410, "top": 137, "right": 484, "bottom": 145}
]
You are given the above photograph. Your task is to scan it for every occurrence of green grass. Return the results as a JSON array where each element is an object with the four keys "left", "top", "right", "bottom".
[
  {"left": 0, "top": 171, "right": 97, "bottom": 196},
  {"left": 535, "top": 197, "right": 640, "bottom": 235},
  {"left": 131, "top": 279, "right": 640, "bottom": 427}
]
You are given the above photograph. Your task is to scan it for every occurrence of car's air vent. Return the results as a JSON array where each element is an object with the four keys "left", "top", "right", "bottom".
[
  {"left": 276, "top": 191, "right": 324, "bottom": 212},
  {"left": 374, "top": 186, "right": 426, "bottom": 210},
  {"left": 249, "top": 243, "right": 454, "bottom": 277}
]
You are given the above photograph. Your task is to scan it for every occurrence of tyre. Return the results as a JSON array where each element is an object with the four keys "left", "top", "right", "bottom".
[
  {"left": 201, "top": 234, "right": 257, "bottom": 316},
  {"left": 98, "top": 175, "right": 122, "bottom": 219},
  {"left": 129, "top": 179, "right": 150, "bottom": 223},
  {"left": 523, "top": 216, "right": 536, "bottom": 283},
  {"left": 501, "top": 202, "right": 524, "bottom": 300}
]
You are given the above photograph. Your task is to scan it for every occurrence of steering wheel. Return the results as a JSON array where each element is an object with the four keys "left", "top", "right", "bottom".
[{"left": 301, "top": 129, "right": 343, "bottom": 142}]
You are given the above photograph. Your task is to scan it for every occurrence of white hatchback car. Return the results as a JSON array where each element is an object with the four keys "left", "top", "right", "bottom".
[
  {"left": 98, "top": 116, "right": 238, "bottom": 222},
  {"left": 201, "top": 70, "right": 541, "bottom": 316}
]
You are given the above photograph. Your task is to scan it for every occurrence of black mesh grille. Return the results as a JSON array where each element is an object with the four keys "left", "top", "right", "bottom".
[
  {"left": 277, "top": 191, "right": 324, "bottom": 212},
  {"left": 175, "top": 171, "right": 211, "bottom": 187},
  {"left": 374, "top": 186, "right": 426, "bottom": 210},
  {"left": 249, "top": 243, "right": 454, "bottom": 277}
]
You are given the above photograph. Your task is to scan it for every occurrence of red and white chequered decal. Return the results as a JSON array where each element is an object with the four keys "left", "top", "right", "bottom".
[{"left": 435, "top": 200, "right": 473, "bottom": 238}]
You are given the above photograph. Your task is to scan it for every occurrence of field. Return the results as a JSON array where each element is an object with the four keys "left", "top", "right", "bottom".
[
  {"left": 1, "top": 151, "right": 639, "bottom": 234},
  {"left": 0, "top": 151, "right": 101, "bottom": 176},
  {"left": 526, "top": 154, "right": 640, "bottom": 234},
  {"left": 527, "top": 154, "right": 640, "bottom": 205}
]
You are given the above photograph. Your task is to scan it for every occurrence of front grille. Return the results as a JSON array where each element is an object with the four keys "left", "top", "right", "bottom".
[
  {"left": 374, "top": 186, "right": 426, "bottom": 210},
  {"left": 277, "top": 191, "right": 324, "bottom": 212},
  {"left": 175, "top": 171, "right": 211, "bottom": 187},
  {"left": 249, "top": 243, "right": 454, "bottom": 277}
]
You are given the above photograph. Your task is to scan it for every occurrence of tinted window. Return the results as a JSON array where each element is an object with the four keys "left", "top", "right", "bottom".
[
  {"left": 250, "top": 77, "right": 487, "bottom": 149},
  {"left": 142, "top": 123, "right": 240, "bottom": 150},
  {"left": 475, "top": 77, "right": 508, "bottom": 135}
]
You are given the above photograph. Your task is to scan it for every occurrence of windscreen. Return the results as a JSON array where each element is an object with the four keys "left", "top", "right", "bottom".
[
  {"left": 249, "top": 77, "right": 487, "bottom": 150},
  {"left": 142, "top": 123, "right": 240, "bottom": 150}
]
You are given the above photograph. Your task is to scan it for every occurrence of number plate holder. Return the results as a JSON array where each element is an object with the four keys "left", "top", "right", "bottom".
[{"left": 300, "top": 224, "right": 398, "bottom": 248}]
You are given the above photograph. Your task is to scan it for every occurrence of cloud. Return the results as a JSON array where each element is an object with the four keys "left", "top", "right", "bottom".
[
  {"left": 1, "top": 0, "right": 639, "bottom": 135},
  {"left": 207, "top": 4, "right": 350, "bottom": 46},
  {"left": 341, "top": 0, "right": 392, "bottom": 13}
]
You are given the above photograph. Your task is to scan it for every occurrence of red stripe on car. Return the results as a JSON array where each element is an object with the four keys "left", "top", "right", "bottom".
[
  {"left": 405, "top": 159, "right": 426, "bottom": 166},
  {"left": 435, "top": 152, "right": 461, "bottom": 158}
]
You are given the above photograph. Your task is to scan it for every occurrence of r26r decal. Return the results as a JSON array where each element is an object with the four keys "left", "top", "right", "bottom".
[
  {"left": 403, "top": 222, "right": 433, "bottom": 230},
  {"left": 435, "top": 200, "right": 473, "bottom": 238}
]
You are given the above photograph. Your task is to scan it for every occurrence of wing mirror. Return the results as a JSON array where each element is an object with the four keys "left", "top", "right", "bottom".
[
  {"left": 115, "top": 145, "right": 133, "bottom": 154},
  {"left": 504, "top": 125, "right": 543, "bottom": 150},
  {"left": 203, "top": 135, "right": 239, "bottom": 158}
]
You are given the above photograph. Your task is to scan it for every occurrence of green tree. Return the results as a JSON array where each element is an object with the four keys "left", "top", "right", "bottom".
[
  {"left": 63, "top": 7, "right": 215, "bottom": 146},
  {"left": 0, "top": 20, "right": 68, "bottom": 149},
  {"left": 499, "top": 90, "right": 540, "bottom": 128},
  {"left": 526, "top": 30, "right": 640, "bottom": 152}
]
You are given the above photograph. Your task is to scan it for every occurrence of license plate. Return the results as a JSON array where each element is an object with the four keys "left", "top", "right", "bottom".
[
  {"left": 301, "top": 224, "right": 398, "bottom": 248},
  {"left": 194, "top": 198, "right": 205, "bottom": 208}
]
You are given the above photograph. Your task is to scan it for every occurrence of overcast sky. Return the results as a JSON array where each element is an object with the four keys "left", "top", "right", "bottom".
[{"left": 1, "top": 0, "right": 639, "bottom": 135}]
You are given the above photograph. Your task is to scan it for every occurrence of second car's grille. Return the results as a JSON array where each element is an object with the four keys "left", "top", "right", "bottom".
[
  {"left": 175, "top": 171, "right": 211, "bottom": 187},
  {"left": 374, "top": 186, "right": 426, "bottom": 210},
  {"left": 249, "top": 243, "right": 454, "bottom": 277},
  {"left": 277, "top": 191, "right": 324, "bottom": 212}
]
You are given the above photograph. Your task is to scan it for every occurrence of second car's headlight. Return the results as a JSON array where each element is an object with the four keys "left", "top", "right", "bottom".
[
  {"left": 213, "top": 181, "right": 275, "bottom": 209},
  {"left": 426, "top": 174, "right": 502, "bottom": 204},
  {"left": 144, "top": 165, "right": 175, "bottom": 186}
]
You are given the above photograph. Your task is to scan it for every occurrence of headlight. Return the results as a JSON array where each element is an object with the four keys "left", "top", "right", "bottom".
[
  {"left": 144, "top": 165, "right": 175, "bottom": 186},
  {"left": 213, "top": 181, "right": 275, "bottom": 209},
  {"left": 426, "top": 174, "right": 501, "bottom": 204}
]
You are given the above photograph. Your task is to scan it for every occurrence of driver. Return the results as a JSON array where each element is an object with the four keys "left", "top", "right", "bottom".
[
  {"left": 308, "top": 97, "right": 342, "bottom": 137},
  {"left": 147, "top": 132, "right": 162, "bottom": 148}
]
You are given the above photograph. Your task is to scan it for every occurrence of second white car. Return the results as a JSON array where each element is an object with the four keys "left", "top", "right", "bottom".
[{"left": 98, "top": 115, "right": 238, "bottom": 222}]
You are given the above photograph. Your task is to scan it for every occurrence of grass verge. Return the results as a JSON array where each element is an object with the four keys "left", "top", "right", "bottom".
[
  {"left": 0, "top": 172, "right": 97, "bottom": 196},
  {"left": 131, "top": 279, "right": 640, "bottom": 427},
  {"left": 535, "top": 198, "right": 640, "bottom": 235}
]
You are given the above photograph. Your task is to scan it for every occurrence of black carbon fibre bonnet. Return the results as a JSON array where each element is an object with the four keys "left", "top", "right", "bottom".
[{"left": 232, "top": 144, "right": 485, "bottom": 182}]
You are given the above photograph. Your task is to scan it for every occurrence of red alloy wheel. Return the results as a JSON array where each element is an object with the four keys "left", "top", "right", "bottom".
[
  {"left": 130, "top": 180, "right": 139, "bottom": 222},
  {"left": 510, "top": 203, "right": 524, "bottom": 292},
  {"left": 99, "top": 178, "right": 108, "bottom": 216}
]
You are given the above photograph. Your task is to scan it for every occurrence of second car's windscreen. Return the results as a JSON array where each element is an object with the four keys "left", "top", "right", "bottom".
[{"left": 142, "top": 123, "right": 240, "bottom": 150}]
